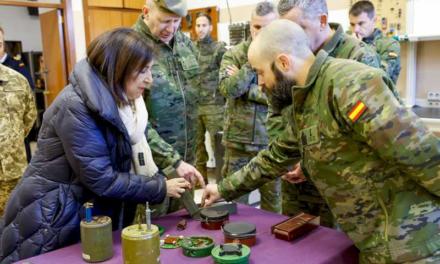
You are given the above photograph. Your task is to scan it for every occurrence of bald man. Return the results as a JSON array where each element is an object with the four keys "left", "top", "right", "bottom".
[{"left": 203, "top": 19, "right": 440, "bottom": 263}]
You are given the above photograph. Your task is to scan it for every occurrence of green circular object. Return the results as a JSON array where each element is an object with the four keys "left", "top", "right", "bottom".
[
  {"left": 211, "top": 243, "right": 251, "bottom": 264},
  {"left": 160, "top": 236, "right": 183, "bottom": 249},
  {"left": 181, "top": 236, "right": 215, "bottom": 258},
  {"left": 157, "top": 225, "right": 165, "bottom": 236}
]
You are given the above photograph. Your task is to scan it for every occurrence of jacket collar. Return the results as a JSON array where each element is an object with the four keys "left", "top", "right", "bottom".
[
  {"left": 69, "top": 59, "right": 128, "bottom": 135},
  {"left": 363, "top": 28, "right": 382, "bottom": 45},
  {"left": 291, "top": 50, "right": 329, "bottom": 108},
  {"left": 199, "top": 35, "right": 213, "bottom": 44},
  {"left": 322, "top": 23, "right": 344, "bottom": 55}
]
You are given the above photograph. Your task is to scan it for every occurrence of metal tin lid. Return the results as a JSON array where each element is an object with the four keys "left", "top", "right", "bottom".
[
  {"left": 80, "top": 216, "right": 112, "bottom": 228},
  {"left": 200, "top": 208, "right": 229, "bottom": 221},
  {"left": 121, "top": 224, "right": 159, "bottom": 240},
  {"left": 211, "top": 243, "right": 251, "bottom": 264},
  {"left": 222, "top": 222, "right": 256, "bottom": 238},
  {"left": 180, "top": 236, "right": 215, "bottom": 258}
]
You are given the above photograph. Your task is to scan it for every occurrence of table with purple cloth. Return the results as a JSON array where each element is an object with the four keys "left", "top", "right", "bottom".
[{"left": 18, "top": 204, "right": 359, "bottom": 264}]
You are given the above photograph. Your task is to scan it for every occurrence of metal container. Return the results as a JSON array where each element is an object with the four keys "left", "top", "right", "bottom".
[
  {"left": 180, "top": 236, "right": 215, "bottom": 257},
  {"left": 80, "top": 216, "right": 113, "bottom": 262},
  {"left": 121, "top": 224, "right": 160, "bottom": 264},
  {"left": 211, "top": 243, "right": 251, "bottom": 264},
  {"left": 200, "top": 208, "right": 229, "bottom": 230},
  {"left": 222, "top": 222, "right": 257, "bottom": 247}
]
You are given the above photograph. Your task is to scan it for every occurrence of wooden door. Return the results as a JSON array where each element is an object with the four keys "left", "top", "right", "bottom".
[
  {"left": 123, "top": 0, "right": 144, "bottom": 9},
  {"left": 88, "top": 9, "right": 123, "bottom": 42},
  {"left": 122, "top": 10, "right": 141, "bottom": 27},
  {"left": 39, "top": 9, "right": 67, "bottom": 107},
  {"left": 88, "top": 0, "right": 123, "bottom": 8}
]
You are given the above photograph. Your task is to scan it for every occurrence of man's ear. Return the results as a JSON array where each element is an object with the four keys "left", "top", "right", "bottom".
[
  {"left": 276, "top": 54, "right": 291, "bottom": 73},
  {"left": 209, "top": 25, "right": 213, "bottom": 32},
  {"left": 319, "top": 14, "right": 328, "bottom": 29},
  {"left": 142, "top": 5, "right": 150, "bottom": 17}
]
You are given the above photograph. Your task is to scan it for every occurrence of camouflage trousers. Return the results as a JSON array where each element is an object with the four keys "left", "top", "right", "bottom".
[
  {"left": 0, "top": 178, "right": 19, "bottom": 216},
  {"left": 282, "top": 169, "right": 334, "bottom": 227},
  {"left": 195, "top": 112, "right": 224, "bottom": 180},
  {"left": 222, "top": 146, "right": 281, "bottom": 213}
]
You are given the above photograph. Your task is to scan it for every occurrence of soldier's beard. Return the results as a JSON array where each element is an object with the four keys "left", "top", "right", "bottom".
[{"left": 268, "top": 62, "right": 296, "bottom": 113}]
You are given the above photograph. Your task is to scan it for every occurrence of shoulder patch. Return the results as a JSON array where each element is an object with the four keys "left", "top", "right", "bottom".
[{"left": 348, "top": 100, "right": 367, "bottom": 122}]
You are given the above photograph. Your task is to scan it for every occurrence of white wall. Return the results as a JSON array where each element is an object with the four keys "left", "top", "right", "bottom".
[{"left": 0, "top": 6, "right": 43, "bottom": 52}]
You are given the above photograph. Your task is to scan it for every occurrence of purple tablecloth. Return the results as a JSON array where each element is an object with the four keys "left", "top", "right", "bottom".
[{"left": 18, "top": 205, "right": 358, "bottom": 264}]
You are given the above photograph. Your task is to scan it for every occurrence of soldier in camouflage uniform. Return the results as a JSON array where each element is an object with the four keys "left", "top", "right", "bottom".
[
  {"left": 349, "top": 0, "right": 401, "bottom": 84},
  {"left": 193, "top": 13, "right": 227, "bottom": 180},
  {"left": 134, "top": 0, "right": 204, "bottom": 216},
  {"left": 0, "top": 64, "right": 36, "bottom": 215},
  {"left": 272, "top": 0, "right": 384, "bottom": 227},
  {"left": 203, "top": 20, "right": 440, "bottom": 263},
  {"left": 219, "top": 2, "right": 281, "bottom": 213}
]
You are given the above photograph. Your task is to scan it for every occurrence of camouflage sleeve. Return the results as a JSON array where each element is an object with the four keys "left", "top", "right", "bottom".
[
  {"left": 216, "top": 42, "right": 227, "bottom": 66},
  {"left": 21, "top": 77, "right": 37, "bottom": 136},
  {"left": 219, "top": 49, "right": 256, "bottom": 98},
  {"left": 218, "top": 122, "right": 301, "bottom": 200},
  {"left": 379, "top": 40, "right": 401, "bottom": 84},
  {"left": 146, "top": 122, "right": 181, "bottom": 170},
  {"left": 334, "top": 70, "right": 440, "bottom": 196},
  {"left": 247, "top": 84, "right": 268, "bottom": 105},
  {"left": 355, "top": 45, "right": 381, "bottom": 69}
]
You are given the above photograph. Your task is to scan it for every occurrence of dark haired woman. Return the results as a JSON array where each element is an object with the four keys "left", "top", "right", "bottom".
[{"left": 0, "top": 28, "right": 191, "bottom": 263}]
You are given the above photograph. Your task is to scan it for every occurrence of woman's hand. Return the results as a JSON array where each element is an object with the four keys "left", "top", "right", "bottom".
[{"left": 166, "top": 178, "right": 191, "bottom": 198}]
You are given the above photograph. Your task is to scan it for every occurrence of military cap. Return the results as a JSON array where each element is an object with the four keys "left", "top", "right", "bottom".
[{"left": 153, "top": 0, "right": 187, "bottom": 17}]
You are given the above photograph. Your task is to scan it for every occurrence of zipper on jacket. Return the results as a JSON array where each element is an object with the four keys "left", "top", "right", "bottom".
[
  {"left": 173, "top": 55, "right": 188, "bottom": 161},
  {"left": 377, "top": 196, "right": 389, "bottom": 242},
  {"left": 251, "top": 104, "right": 257, "bottom": 143}
]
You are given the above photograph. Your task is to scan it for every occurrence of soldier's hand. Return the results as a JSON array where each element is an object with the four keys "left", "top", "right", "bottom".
[
  {"left": 176, "top": 161, "right": 206, "bottom": 189},
  {"left": 201, "top": 184, "right": 221, "bottom": 207},
  {"left": 226, "top": 65, "right": 240, "bottom": 77},
  {"left": 282, "top": 162, "right": 306, "bottom": 184}
]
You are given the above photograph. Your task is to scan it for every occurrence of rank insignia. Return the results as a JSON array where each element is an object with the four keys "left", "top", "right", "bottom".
[{"left": 348, "top": 100, "right": 367, "bottom": 122}]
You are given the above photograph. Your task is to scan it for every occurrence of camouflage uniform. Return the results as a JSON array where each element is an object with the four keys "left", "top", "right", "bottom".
[
  {"left": 193, "top": 36, "right": 227, "bottom": 178},
  {"left": 220, "top": 50, "right": 440, "bottom": 263},
  {"left": 134, "top": 16, "right": 199, "bottom": 215},
  {"left": 269, "top": 23, "right": 382, "bottom": 226},
  {"left": 220, "top": 39, "right": 281, "bottom": 213},
  {"left": 363, "top": 28, "right": 401, "bottom": 84},
  {"left": 0, "top": 64, "right": 36, "bottom": 215}
]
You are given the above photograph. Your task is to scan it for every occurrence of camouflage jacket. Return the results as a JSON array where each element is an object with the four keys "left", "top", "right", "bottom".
[
  {"left": 0, "top": 64, "right": 36, "bottom": 181},
  {"left": 134, "top": 16, "right": 200, "bottom": 164},
  {"left": 219, "top": 51, "right": 440, "bottom": 263},
  {"left": 219, "top": 39, "right": 269, "bottom": 149},
  {"left": 363, "top": 28, "right": 401, "bottom": 84},
  {"left": 267, "top": 22, "right": 383, "bottom": 141},
  {"left": 194, "top": 36, "right": 227, "bottom": 114}
]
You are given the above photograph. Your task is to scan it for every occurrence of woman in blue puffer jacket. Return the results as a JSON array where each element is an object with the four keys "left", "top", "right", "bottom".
[{"left": 0, "top": 28, "right": 190, "bottom": 263}]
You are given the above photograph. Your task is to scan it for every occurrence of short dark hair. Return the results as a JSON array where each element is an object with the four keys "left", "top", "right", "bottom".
[
  {"left": 196, "top": 12, "right": 212, "bottom": 25},
  {"left": 0, "top": 26, "right": 3, "bottom": 34},
  {"left": 87, "top": 28, "right": 155, "bottom": 105},
  {"left": 349, "top": 1, "right": 375, "bottom": 19},
  {"left": 255, "top": 1, "right": 276, "bottom": 17}
]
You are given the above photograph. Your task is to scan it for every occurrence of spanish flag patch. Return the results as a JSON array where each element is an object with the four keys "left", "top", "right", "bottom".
[{"left": 348, "top": 100, "right": 367, "bottom": 122}]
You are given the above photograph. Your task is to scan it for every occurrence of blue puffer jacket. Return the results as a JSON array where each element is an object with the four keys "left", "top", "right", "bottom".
[{"left": 0, "top": 60, "right": 167, "bottom": 263}]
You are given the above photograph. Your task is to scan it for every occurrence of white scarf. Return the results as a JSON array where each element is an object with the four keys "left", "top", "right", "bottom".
[{"left": 118, "top": 96, "right": 158, "bottom": 177}]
